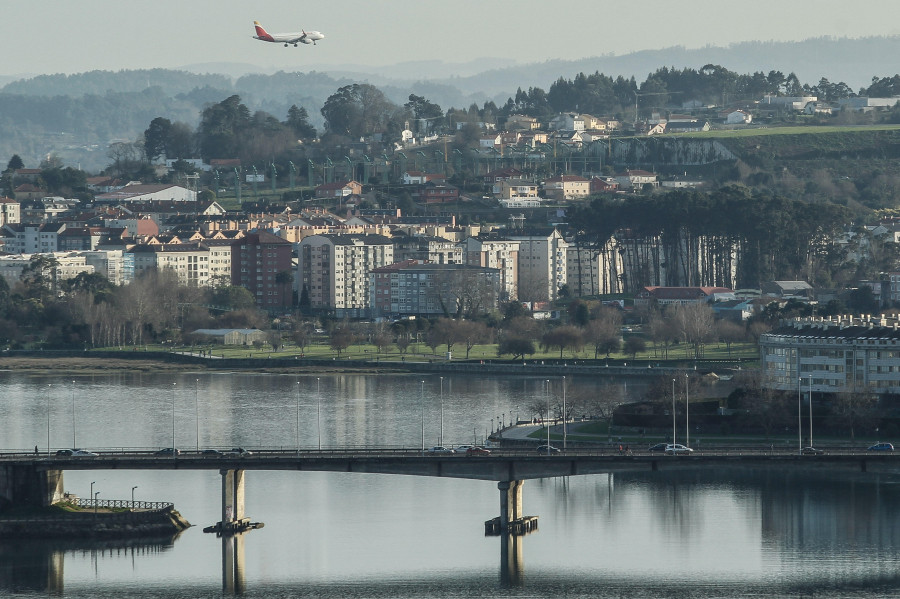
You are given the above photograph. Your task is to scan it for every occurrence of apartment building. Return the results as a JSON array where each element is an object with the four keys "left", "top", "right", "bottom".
[
  {"left": 231, "top": 232, "right": 294, "bottom": 311},
  {"left": 507, "top": 229, "right": 569, "bottom": 302},
  {"left": 465, "top": 236, "right": 520, "bottom": 302},
  {"left": 370, "top": 261, "right": 501, "bottom": 318},
  {"left": 298, "top": 234, "right": 394, "bottom": 317}
]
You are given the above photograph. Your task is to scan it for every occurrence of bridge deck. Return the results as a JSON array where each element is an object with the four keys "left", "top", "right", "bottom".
[{"left": 3, "top": 449, "right": 899, "bottom": 481}]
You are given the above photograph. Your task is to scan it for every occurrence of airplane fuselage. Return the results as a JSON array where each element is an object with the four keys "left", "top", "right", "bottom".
[{"left": 252, "top": 21, "right": 324, "bottom": 46}]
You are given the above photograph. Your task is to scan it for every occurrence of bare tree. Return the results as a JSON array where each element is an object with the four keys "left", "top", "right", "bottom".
[
  {"left": 541, "top": 325, "right": 584, "bottom": 359},
  {"left": 673, "top": 302, "right": 716, "bottom": 359},
  {"left": 584, "top": 307, "right": 622, "bottom": 359},
  {"left": 833, "top": 384, "right": 879, "bottom": 442}
]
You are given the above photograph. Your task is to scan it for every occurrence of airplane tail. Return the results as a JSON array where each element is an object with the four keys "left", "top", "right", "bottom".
[{"left": 253, "top": 21, "right": 273, "bottom": 40}]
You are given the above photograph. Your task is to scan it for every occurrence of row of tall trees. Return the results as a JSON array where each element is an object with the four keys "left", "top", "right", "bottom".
[{"left": 569, "top": 185, "right": 857, "bottom": 291}]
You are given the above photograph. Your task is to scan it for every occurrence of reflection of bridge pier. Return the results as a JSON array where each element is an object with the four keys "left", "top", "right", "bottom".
[
  {"left": 499, "top": 531, "right": 525, "bottom": 587},
  {"left": 221, "top": 532, "right": 246, "bottom": 595}
]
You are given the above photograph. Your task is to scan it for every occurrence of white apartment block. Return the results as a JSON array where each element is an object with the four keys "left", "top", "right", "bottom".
[
  {"left": 298, "top": 234, "right": 394, "bottom": 317},
  {"left": 508, "top": 229, "right": 569, "bottom": 302},
  {"left": 0, "top": 198, "right": 20, "bottom": 226},
  {"left": 565, "top": 241, "right": 624, "bottom": 296},
  {"left": 0, "top": 252, "right": 94, "bottom": 287},
  {"left": 465, "top": 236, "right": 520, "bottom": 301},
  {"left": 81, "top": 250, "right": 133, "bottom": 286},
  {"left": 2, "top": 223, "right": 66, "bottom": 254},
  {"left": 130, "top": 244, "right": 210, "bottom": 287}
]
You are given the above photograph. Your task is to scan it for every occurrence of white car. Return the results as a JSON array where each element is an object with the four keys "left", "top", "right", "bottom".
[
  {"left": 56, "top": 448, "right": 98, "bottom": 457},
  {"left": 455, "top": 445, "right": 475, "bottom": 454},
  {"left": 427, "top": 446, "right": 455, "bottom": 454},
  {"left": 664, "top": 444, "right": 693, "bottom": 455}
]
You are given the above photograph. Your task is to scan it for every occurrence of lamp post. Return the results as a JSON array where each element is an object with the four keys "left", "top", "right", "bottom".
[
  {"left": 71, "top": 380, "right": 76, "bottom": 449},
  {"left": 171, "top": 382, "right": 176, "bottom": 455},
  {"left": 296, "top": 381, "right": 301, "bottom": 454},
  {"left": 491, "top": 417, "right": 494, "bottom": 434},
  {"left": 562, "top": 375, "right": 567, "bottom": 451},
  {"left": 420, "top": 381, "right": 425, "bottom": 452},
  {"left": 439, "top": 376, "right": 444, "bottom": 448},
  {"left": 546, "top": 379, "right": 551, "bottom": 453},
  {"left": 90, "top": 481, "right": 95, "bottom": 507},
  {"left": 195, "top": 378, "right": 200, "bottom": 453},
  {"left": 316, "top": 377, "right": 321, "bottom": 451},
  {"left": 685, "top": 374, "right": 690, "bottom": 448},
  {"left": 672, "top": 379, "right": 676, "bottom": 448},
  {"left": 94, "top": 491, "right": 100, "bottom": 515},
  {"left": 46, "top": 384, "right": 51, "bottom": 456},
  {"left": 798, "top": 377, "right": 802, "bottom": 454},
  {"left": 131, "top": 486, "right": 137, "bottom": 509},
  {"left": 808, "top": 375, "right": 813, "bottom": 448}
]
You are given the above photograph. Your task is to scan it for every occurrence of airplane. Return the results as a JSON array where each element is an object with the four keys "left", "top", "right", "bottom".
[{"left": 252, "top": 21, "right": 325, "bottom": 47}]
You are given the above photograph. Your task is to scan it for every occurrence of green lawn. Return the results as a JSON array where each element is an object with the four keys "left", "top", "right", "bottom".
[
  {"left": 665, "top": 123, "right": 900, "bottom": 139},
  {"left": 112, "top": 338, "right": 758, "bottom": 365}
]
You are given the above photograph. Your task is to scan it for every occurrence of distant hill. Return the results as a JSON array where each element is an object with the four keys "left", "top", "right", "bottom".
[{"left": 3, "top": 35, "right": 900, "bottom": 172}]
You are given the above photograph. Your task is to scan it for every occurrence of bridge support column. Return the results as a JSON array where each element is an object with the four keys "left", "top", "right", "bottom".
[
  {"left": 498, "top": 480, "right": 523, "bottom": 531},
  {"left": 221, "top": 469, "right": 245, "bottom": 525},
  {"left": 0, "top": 465, "right": 64, "bottom": 509}
]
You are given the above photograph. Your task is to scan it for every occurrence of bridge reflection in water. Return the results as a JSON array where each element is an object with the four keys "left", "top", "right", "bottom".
[{"left": 0, "top": 533, "right": 182, "bottom": 595}]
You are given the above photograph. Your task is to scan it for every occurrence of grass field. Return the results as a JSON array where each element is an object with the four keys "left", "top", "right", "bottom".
[{"left": 124, "top": 339, "right": 759, "bottom": 365}]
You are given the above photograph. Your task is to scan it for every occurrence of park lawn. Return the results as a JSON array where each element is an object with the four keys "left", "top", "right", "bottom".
[{"left": 100, "top": 339, "right": 760, "bottom": 364}]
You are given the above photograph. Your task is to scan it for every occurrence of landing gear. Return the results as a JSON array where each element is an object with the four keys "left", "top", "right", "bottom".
[
  {"left": 293, "top": 43, "right": 298, "bottom": 47},
  {"left": 284, "top": 43, "right": 288, "bottom": 47}
]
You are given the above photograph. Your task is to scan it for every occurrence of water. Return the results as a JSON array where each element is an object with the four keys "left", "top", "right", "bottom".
[{"left": 3, "top": 371, "right": 900, "bottom": 598}]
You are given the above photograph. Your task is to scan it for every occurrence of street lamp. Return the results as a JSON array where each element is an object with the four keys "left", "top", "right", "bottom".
[
  {"left": 546, "top": 379, "right": 551, "bottom": 454},
  {"left": 71, "top": 380, "right": 76, "bottom": 449},
  {"left": 685, "top": 374, "right": 690, "bottom": 448},
  {"left": 195, "top": 378, "right": 200, "bottom": 453},
  {"left": 296, "top": 381, "right": 301, "bottom": 454},
  {"left": 439, "top": 376, "right": 444, "bottom": 447},
  {"left": 90, "top": 481, "right": 95, "bottom": 507},
  {"left": 809, "top": 375, "right": 813, "bottom": 448},
  {"left": 131, "top": 486, "right": 137, "bottom": 509},
  {"left": 46, "top": 384, "right": 51, "bottom": 456},
  {"left": 562, "top": 375, "right": 567, "bottom": 451},
  {"left": 672, "top": 379, "right": 676, "bottom": 448},
  {"left": 316, "top": 377, "right": 321, "bottom": 451},
  {"left": 171, "top": 382, "right": 177, "bottom": 455},
  {"left": 798, "top": 377, "right": 802, "bottom": 454},
  {"left": 420, "top": 381, "right": 425, "bottom": 452}
]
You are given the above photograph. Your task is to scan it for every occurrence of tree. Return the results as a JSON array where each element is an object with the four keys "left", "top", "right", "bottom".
[
  {"left": 456, "top": 319, "right": 490, "bottom": 359},
  {"left": 320, "top": 83, "right": 398, "bottom": 140},
  {"left": 6, "top": 154, "right": 24, "bottom": 172},
  {"left": 541, "top": 325, "right": 584, "bottom": 359},
  {"left": 623, "top": 336, "right": 646, "bottom": 359},
  {"left": 498, "top": 336, "right": 535, "bottom": 360},
  {"left": 197, "top": 95, "right": 251, "bottom": 159},
  {"left": 143, "top": 117, "right": 172, "bottom": 161},
  {"left": 285, "top": 105, "right": 316, "bottom": 139},
  {"left": 329, "top": 326, "right": 354, "bottom": 356},
  {"left": 673, "top": 303, "right": 716, "bottom": 359},
  {"left": 584, "top": 307, "right": 622, "bottom": 358},
  {"left": 716, "top": 320, "right": 747, "bottom": 357}
]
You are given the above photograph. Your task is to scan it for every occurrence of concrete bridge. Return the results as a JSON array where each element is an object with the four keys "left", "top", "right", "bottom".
[{"left": 2, "top": 448, "right": 899, "bottom": 534}]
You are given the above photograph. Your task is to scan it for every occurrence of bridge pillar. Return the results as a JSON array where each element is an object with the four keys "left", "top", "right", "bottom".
[
  {"left": 498, "top": 480, "right": 524, "bottom": 531},
  {"left": 221, "top": 469, "right": 245, "bottom": 525},
  {"left": 0, "top": 465, "right": 64, "bottom": 509}
]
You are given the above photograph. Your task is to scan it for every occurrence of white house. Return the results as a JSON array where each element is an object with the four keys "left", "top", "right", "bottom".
[{"left": 725, "top": 110, "right": 752, "bottom": 124}]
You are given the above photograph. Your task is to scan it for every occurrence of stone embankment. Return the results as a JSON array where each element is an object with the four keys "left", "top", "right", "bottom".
[{"left": 0, "top": 506, "right": 191, "bottom": 539}]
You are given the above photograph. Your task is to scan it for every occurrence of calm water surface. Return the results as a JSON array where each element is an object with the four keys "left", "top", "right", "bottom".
[{"left": 2, "top": 371, "right": 900, "bottom": 598}]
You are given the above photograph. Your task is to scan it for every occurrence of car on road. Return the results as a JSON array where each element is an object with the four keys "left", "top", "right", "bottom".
[
  {"left": 225, "top": 447, "right": 253, "bottom": 457},
  {"left": 801, "top": 446, "right": 825, "bottom": 455},
  {"left": 427, "top": 446, "right": 455, "bottom": 454},
  {"left": 868, "top": 442, "right": 894, "bottom": 451},
  {"left": 536, "top": 444, "right": 560, "bottom": 454},
  {"left": 154, "top": 448, "right": 181, "bottom": 456},
  {"left": 648, "top": 443, "right": 668, "bottom": 452},
  {"left": 202, "top": 449, "right": 224, "bottom": 456},
  {"left": 466, "top": 446, "right": 492, "bottom": 456},
  {"left": 455, "top": 445, "right": 475, "bottom": 454},
  {"left": 664, "top": 444, "right": 693, "bottom": 455},
  {"left": 56, "top": 449, "right": 97, "bottom": 457}
]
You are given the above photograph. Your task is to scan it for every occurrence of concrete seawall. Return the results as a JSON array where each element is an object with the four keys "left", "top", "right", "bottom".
[{"left": 0, "top": 507, "right": 191, "bottom": 539}]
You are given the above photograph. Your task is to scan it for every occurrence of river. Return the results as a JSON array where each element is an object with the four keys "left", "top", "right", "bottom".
[{"left": 2, "top": 371, "right": 900, "bottom": 598}]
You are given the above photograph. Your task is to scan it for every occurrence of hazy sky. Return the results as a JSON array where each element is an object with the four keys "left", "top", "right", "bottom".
[{"left": 6, "top": 0, "right": 900, "bottom": 76}]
